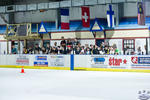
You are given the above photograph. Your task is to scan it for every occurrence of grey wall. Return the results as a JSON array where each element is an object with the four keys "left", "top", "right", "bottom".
[{"left": 1, "top": 2, "right": 150, "bottom": 24}]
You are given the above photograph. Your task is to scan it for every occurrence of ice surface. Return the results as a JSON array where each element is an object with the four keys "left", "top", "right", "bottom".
[{"left": 0, "top": 68, "right": 150, "bottom": 100}]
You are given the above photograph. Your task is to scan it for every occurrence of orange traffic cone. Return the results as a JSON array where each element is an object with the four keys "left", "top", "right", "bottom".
[{"left": 20, "top": 67, "right": 25, "bottom": 73}]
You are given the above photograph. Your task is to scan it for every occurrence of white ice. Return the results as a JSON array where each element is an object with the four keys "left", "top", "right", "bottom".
[{"left": 0, "top": 68, "right": 150, "bottom": 100}]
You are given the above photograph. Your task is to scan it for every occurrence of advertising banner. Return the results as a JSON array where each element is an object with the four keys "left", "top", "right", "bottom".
[
  {"left": 16, "top": 55, "right": 29, "bottom": 66},
  {"left": 90, "top": 55, "right": 108, "bottom": 68},
  {"left": 108, "top": 56, "right": 129, "bottom": 69},
  {"left": 34, "top": 56, "right": 48, "bottom": 67},
  {"left": 49, "top": 56, "right": 64, "bottom": 67},
  {"left": 131, "top": 56, "right": 150, "bottom": 69}
]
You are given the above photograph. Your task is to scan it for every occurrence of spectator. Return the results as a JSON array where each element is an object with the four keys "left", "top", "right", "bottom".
[
  {"left": 23, "top": 47, "right": 27, "bottom": 54},
  {"left": 60, "top": 36, "right": 66, "bottom": 47},
  {"left": 67, "top": 46, "right": 73, "bottom": 54},
  {"left": 34, "top": 44, "right": 41, "bottom": 54},
  {"left": 27, "top": 46, "right": 34, "bottom": 54},
  {"left": 51, "top": 47, "right": 58, "bottom": 55},
  {"left": 60, "top": 47, "right": 66, "bottom": 54},
  {"left": 73, "top": 38, "right": 79, "bottom": 46},
  {"left": 93, "top": 45, "right": 99, "bottom": 54},
  {"left": 11, "top": 45, "right": 18, "bottom": 54},
  {"left": 137, "top": 46, "right": 142, "bottom": 55},
  {"left": 104, "top": 46, "right": 109, "bottom": 54},
  {"left": 67, "top": 38, "right": 72, "bottom": 47},
  {"left": 75, "top": 47, "right": 81, "bottom": 54},
  {"left": 46, "top": 43, "right": 51, "bottom": 54},
  {"left": 41, "top": 47, "right": 46, "bottom": 54},
  {"left": 115, "top": 47, "right": 119, "bottom": 55},
  {"left": 53, "top": 42, "right": 57, "bottom": 48},
  {"left": 85, "top": 47, "right": 91, "bottom": 55},
  {"left": 80, "top": 46, "right": 85, "bottom": 54},
  {"left": 109, "top": 46, "right": 114, "bottom": 55}
]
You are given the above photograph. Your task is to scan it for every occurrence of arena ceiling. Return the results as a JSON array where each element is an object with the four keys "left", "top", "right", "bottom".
[{"left": 0, "top": 0, "right": 64, "bottom": 6}]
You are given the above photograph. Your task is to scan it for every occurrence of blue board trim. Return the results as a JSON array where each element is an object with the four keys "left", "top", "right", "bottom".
[{"left": 70, "top": 54, "right": 74, "bottom": 71}]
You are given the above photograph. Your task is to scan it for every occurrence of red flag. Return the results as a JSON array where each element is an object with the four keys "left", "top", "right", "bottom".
[{"left": 81, "top": 7, "right": 90, "bottom": 27}]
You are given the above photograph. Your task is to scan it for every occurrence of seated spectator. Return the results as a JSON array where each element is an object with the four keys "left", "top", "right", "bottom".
[
  {"left": 85, "top": 47, "right": 91, "bottom": 55},
  {"left": 23, "top": 47, "right": 27, "bottom": 54},
  {"left": 51, "top": 47, "right": 58, "bottom": 55},
  {"left": 67, "top": 38, "right": 72, "bottom": 48},
  {"left": 67, "top": 46, "right": 73, "bottom": 54},
  {"left": 104, "top": 46, "right": 109, "bottom": 54},
  {"left": 11, "top": 45, "right": 18, "bottom": 54},
  {"left": 60, "top": 36, "right": 66, "bottom": 47},
  {"left": 93, "top": 45, "right": 99, "bottom": 54},
  {"left": 98, "top": 47, "right": 104, "bottom": 55},
  {"left": 75, "top": 47, "right": 81, "bottom": 54},
  {"left": 46, "top": 43, "right": 51, "bottom": 54},
  {"left": 80, "top": 46, "right": 85, "bottom": 55},
  {"left": 137, "top": 46, "right": 142, "bottom": 55},
  {"left": 109, "top": 46, "right": 114, "bottom": 55},
  {"left": 41, "top": 47, "right": 46, "bottom": 54},
  {"left": 73, "top": 38, "right": 80, "bottom": 46},
  {"left": 115, "top": 47, "right": 119, "bottom": 55},
  {"left": 54, "top": 42, "right": 57, "bottom": 48},
  {"left": 60, "top": 47, "right": 66, "bottom": 54},
  {"left": 27, "top": 46, "right": 34, "bottom": 54},
  {"left": 34, "top": 44, "right": 41, "bottom": 54}
]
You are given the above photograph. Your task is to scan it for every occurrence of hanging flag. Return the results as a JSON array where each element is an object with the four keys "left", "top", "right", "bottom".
[
  {"left": 138, "top": 2, "right": 145, "bottom": 25},
  {"left": 38, "top": 22, "right": 48, "bottom": 34},
  {"left": 107, "top": 5, "right": 115, "bottom": 28},
  {"left": 60, "top": 8, "right": 69, "bottom": 29},
  {"left": 81, "top": 6, "right": 90, "bottom": 27}
]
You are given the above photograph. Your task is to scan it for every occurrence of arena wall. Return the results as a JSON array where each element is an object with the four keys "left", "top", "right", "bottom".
[
  {"left": 13, "top": 3, "right": 139, "bottom": 23},
  {"left": 0, "top": 55, "right": 150, "bottom": 73}
]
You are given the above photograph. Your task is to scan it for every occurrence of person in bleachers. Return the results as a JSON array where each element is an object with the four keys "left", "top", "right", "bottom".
[
  {"left": 75, "top": 47, "right": 81, "bottom": 54},
  {"left": 92, "top": 45, "right": 99, "bottom": 55},
  {"left": 60, "top": 36, "right": 66, "bottom": 47},
  {"left": 67, "top": 46, "right": 73, "bottom": 54},
  {"left": 34, "top": 44, "right": 41, "bottom": 54},
  {"left": 98, "top": 47, "right": 104, "bottom": 55},
  {"left": 67, "top": 38, "right": 72, "bottom": 47},
  {"left": 23, "top": 47, "right": 27, "bottom": 54},
  {"left": 45, "top": 43, "right": 51, "bottom": 54},
  {"left": 85, "top": 47, "right": 91, "bottom": 55},
  {"left": 54, "top": 42, "right": 57, "bottom": 48},
  {"left": 11, "top": 45, "right": 18, "bottom": 54},
  {"left": 51, "top": 46, "right": 58, "bottom": 55},
  {"left": 109, "top": 46, "right": 115, "bottom": 55},
  {"left": 73, "top": 38, "right": 79, "bottom": 46},
  {"left": 41, "top": 47, "right": 46, "bottom": 54},
  {"left": 60, "top": 47, "right": 66, "bottom": 54},
  {"left": 80, "top": 46, "right": 85, "bottom": 55},
  {"left": 137, "top": 46, "right": 142, "bottom": 55},
  {"left": 27, "top": 46, "right": 34, "bottom": 54}
]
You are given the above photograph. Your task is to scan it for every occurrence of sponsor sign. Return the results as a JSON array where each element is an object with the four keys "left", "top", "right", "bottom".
[
  {"left": 109, "top": 56, "right": 128, "bottom": 69},
  {"left": 34, "top": 56, "right": 48, "bottom": 67},
  {"left": 50, "top": 56, "right": 64, "bottom": 66},
  {"left": 16, "top": 55, "right": 29, "bottom": 65},
  {"left": 34, "top": 62, "right": 48, "bottom": 67},
  {"left": 91, "top": 56, "right": 108, "bottom": 68},
  {"left": 36, "top": 56, "right": 47, "bottom": 60},
  {"left": 131, "top": 57, "right": 150, "bottom": 69}
]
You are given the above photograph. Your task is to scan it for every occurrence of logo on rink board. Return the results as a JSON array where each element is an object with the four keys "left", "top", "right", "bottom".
[
  {"left": 16, "top": 55, "right": 29, "bottom": 65},
  {"left": 138, "top": 90, "right": 150, "bottom": 100},
  {"left": 109, "top": 57, "right": 127, "bottom": 66},
  {"left": 34, "top": 56, "right": 48, "bottom": 67},
  {"left": 91, "top": 56, "right": 108, "bottom": 68},
  {"left": 131, "top": 57, "right": 150, "bottom": 69}
]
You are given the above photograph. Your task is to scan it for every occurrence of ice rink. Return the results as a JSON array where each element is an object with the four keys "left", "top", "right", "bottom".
[{"left": 0, "top": 68, "right": 150, "bottom": 100}]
